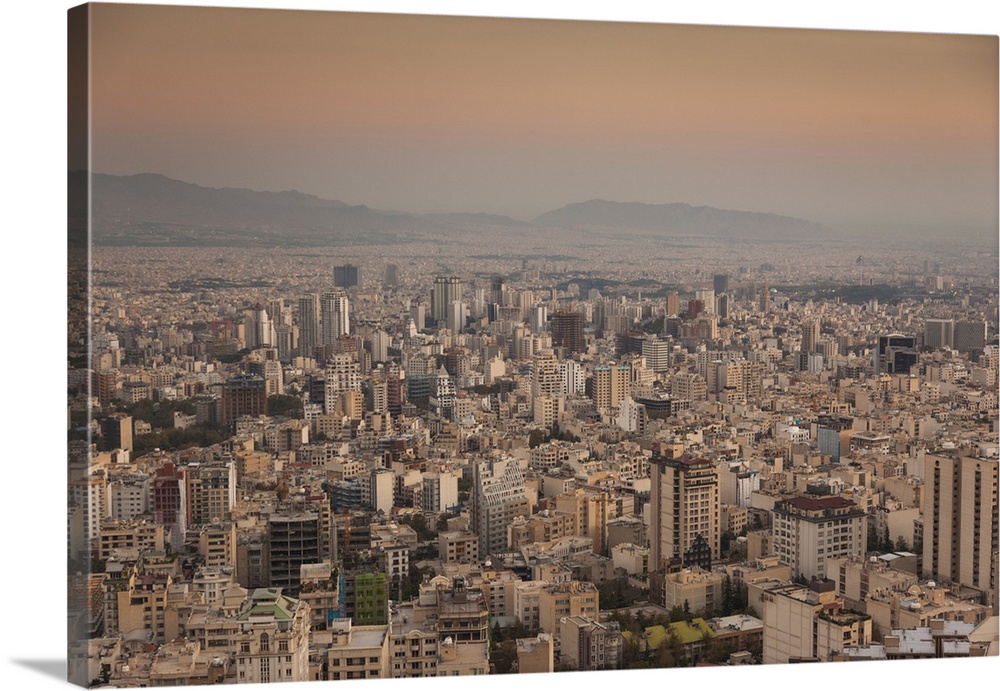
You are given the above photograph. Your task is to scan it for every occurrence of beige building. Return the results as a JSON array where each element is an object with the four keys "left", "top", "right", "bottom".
[
  {"left": 864, "top": 582, "right": 992, "bottom": 635},
  {"left": 649, "top": 447, "right": 721, "bottom": 570},
  {"left": 825, "top": 555, "right": 918, "bottom": 612},
  {"left": 724, "top": 555, "right": 791, "bottom": 589},
  {"left": 558, "top": 616, "right": 622, "bottom": 670},
  {"left": 516, "top": 633, "right": 554, "bottom": 674},
  {"left": 320, "top": 619, "right": 390, "bottom": 682},
  {"left": 196, "top": 522, "right": 236, "bottom": 572},
  {"left": 761, "top": 581, "right": 872, "bottom": 664},
  {"left": 922, "top": 450, "right": 998, "bottom": 601},
  {"left": 662, "top": 567, "right": 725, "bottom": 616},
  {"left": 147, "top": 639, "right": 229, "bottom": 686},
  {"left": 388, "top": 576, "right": 490, "bottom": 677},
  {"left": 508, "top": 512, "right": 575, "bottom": 550},
  {"left": 771, "top": 495, "right": 866, "bottom": 580},
  {"left": 233, "top": 588, "right": 312, "bottom": 685},
  {"left": 537, "top": 580, "right": 600, "bottom": 647},
  {"left": 553, "top": 488, "right": 616, "bottom": 555},
  {"left": 98, "top": 518, "right": 165, "bottom": 561}
]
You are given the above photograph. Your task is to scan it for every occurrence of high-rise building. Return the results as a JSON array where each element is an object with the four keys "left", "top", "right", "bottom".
[
  {"left": 531, "top": 349, "right": 563, "bottom": 401},
  {"left": 384, "top": 263, "right": 398, "bottom": 286},
  {"left": 245, "top": 303, "right": 275, "bottom": 349},
  {"left": 875, "top": 333, "right": 917, "bottom": 375},
  {"left": 471, "top": 456, "right": 530, "bottom": 558},
  {"left": 771, "top": 496, "right": 866, "bottom": 580},
  {"left": 712, "top": 273, "right": 729, "bottom": 294},
  {"left": 665, "top": 292, "right": 680, "bottom": 317},
  {"left": 924, "top": 318, "right": 955, "bottom": 349},
  {"left": 334, "top": 264, "right": 362, "bottom": 289},
  {"left": 101, "top": 412, "right": 133, "bottom": 453},
  {"left": 446, "top": 300, "right": 466, "bottom": 333},
  {"left": 320, "top": 289, "right": 351, "bottom": 344},
  {"left": 431, "top": 276, "right": 462, "bottom": 324},
  {"left": 592, "top": 362, "right": 630, "bottom": 413},
  {"left": 324, "top": 353, "right": 361, "bottom": 414},
  {"left": 641, "top": 337, "right": 671, "bottom": 374},
  {"left": 802, "top": 318, "right": 821, "bottom": 354},
  {"left": 649, "top": 447, "right": 720, "bottom": 571},
  {"left": 550, "top": 310, "right": 584, "bottom": 354},
  {"left": 922, "top": 449, "right": 998, "bottom": 598},
  {"left": 954, "top": 319, "right": 987, "bottom": 356},
  {"left": 221, "top": 375, "right": 268, "bottom": 425},
  {"left": 297, "top": 294, "right": 320, "bottom": 357},
  {"left": 268, "top": 509, "right": 330, "bottom": 596}
]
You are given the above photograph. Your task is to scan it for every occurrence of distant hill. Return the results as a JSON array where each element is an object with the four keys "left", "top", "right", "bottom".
[
  {"left": 533, "top": 199, "right": 828, "bottom": 240},
  {"left": 73, "top": 172, "right": 828, "bottom": 246}
]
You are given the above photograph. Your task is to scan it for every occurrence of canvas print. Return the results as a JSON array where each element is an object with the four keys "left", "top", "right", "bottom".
[{"left": 67, "top": 3, "right": 999, "bottom": 688}]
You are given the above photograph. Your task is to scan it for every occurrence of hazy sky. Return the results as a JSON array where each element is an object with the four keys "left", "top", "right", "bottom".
[{"left": 84, "top": 2, "right": 998, "bottom": 234}]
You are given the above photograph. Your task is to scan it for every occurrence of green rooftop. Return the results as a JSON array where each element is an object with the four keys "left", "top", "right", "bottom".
[
  {"left": 237, "top": 587, "right": 298, "bottom": 621},
  {"left": 644, "top": 618, "right": 714, "bottom": 648}
]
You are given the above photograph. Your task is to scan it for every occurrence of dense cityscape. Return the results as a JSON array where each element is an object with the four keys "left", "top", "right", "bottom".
[
  {"left": 68, "top": 227, "right": 999, "bottom": 686},
  {"left": 60, "top": 4, "right": 999, "bottom": 689}
]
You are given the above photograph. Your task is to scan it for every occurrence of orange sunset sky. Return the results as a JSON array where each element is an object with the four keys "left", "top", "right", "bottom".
[{"left": 82, "top": 2, "right": 998, "bottom": 237}]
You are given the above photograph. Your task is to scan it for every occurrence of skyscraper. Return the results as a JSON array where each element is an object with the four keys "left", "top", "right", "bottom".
[
  {"left": 446, "top": 300, "right": 466, "bottom": 333},
  {"left": 924, "top": 318, "right": 955, "bottom": 349},
  {"left": 592, "top": 362, "right": 630, "bottom": 413},
  {"left": 384, "top": 263, "right": 398, "bottom": 286},
  {"left": 471, "top": 456, "right": 530, "bottom": 558},
  {"left": 665, "top": 292, "right": 680, "bottom": 317},
  {"left": 221, "top": 374, "right": 268, "bottom": 425},
  {"left": 922, "top": 449, "right": 998, "bottom": 598},
  {"left": 333, "top": 264, "right": 361, "bottom": 289},
  {"left": 245, "top": 303, "right": 274, "bottom": 349},
  {"left": 801, "top": 318, "right": 821, "bottom": 354},
  {"left": 550, "top": 309, "right": 584, "bottom": 354},
  {"left": 431, "top": 276, "right": 462, "bottom": 324},
  {"left": 712, "top": 273, "right": 729, "bottom": 294},
  {"left": 297, "top": 294, "right": 320, "bottom": 357},
  {"left": 649, "top": 446, "right": 720, "bottom": 571},
  {"left": 954, "top": 319, "right": 987, "bottom": 356},
  {"left": 320, "top": 289, "right": 350, "bottom": 345}
]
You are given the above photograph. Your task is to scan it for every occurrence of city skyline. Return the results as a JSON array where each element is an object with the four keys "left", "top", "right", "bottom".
[
  {"left": 4, "top": 3, "right": 997, "bottom": 691},
  {"left": 81, "top": 2, "right": 998, "bottom": 239}
]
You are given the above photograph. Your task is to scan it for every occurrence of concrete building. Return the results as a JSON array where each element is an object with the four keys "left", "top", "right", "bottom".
[
  {"left": 662, "top": 567, "right": 725, "bottom": 616},
  {"left": 471, "top": 456, "right": 530, "bottom": 559},
  {"left": 649, "top": 447, "right": 720, "bottom": 571},
  {"left": 922, "top": 449, "right": 998, "bottom": 601},
  {"left": 771, "top": 495, "right": 866, "bottom": 581},
  {"left": 761, "top": 580, "right": 872, "bottom": 664},
  {"left": 558, "top": 616, "right": 622, "bottom": 671},
  {"left": 233, "top": 587, "right": 311, "bottom": 684},
  {"left": 267, "top": 509, "right": 330, "bottom": 596},
  {"left": 431, "top": 276, "right": 462, "bottom": 325},
  {"left": 516, "top": 633, "right": 554, "bottom": 674},
  {"left": 321, "top": 619, "right": 390, "bottom": 682},
  {"left": 320, "top": 289, "right": 351, "bottom": 344},
  {"left": 924, "top": 318, "right": 955, "bottom": 349},
  {"left": 537, "top": 580, "right": 600, "bottom": 647}
]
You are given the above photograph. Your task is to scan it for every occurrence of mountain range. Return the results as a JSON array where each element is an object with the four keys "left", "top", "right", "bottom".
[{"left": 72, "top": 171, "right": 829, "bottom": 246}]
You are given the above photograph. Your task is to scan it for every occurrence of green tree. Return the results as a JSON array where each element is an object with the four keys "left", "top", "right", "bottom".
[
  {"left": 654, "top": 632, "right": 688, "bottom": 668},
  {"left": 721, "top": 574, "right": 735, "bottom": 616},
  {"left": 528, "top": 429, "right": 547, "bottom": 448},
  {"left": 267, "top": 394, "right": 304, "bottom": 418},
  {"left": 436, "top": 514, "right": 450, "bottom": 532}
]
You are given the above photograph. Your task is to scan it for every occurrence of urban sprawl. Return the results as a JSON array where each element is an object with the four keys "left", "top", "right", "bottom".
[{"left": 68, "top": 236, "right": 999, "bottom": 686}]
